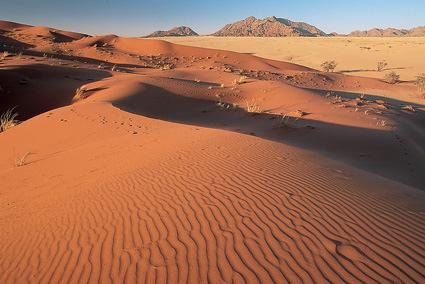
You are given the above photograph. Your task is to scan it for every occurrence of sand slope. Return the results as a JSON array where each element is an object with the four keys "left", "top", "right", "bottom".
[{"left": 0, "top": 20, "right": 425, "bottom": 283}]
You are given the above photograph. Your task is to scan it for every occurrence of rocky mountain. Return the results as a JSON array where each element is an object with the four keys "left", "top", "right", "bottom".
[
  {"left": 213, "top": 16, "right": 327, "bottom": 37},
  {"left": 348, "top": 26, "right": 425, "bottom": 37},
  {"left": 146, "top": 26, "right": 198, "bottom": 37}
]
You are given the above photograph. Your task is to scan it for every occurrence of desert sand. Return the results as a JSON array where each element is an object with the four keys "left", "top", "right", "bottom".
[
  {"left": 1, "top": 21, "right": 425, "bottom": 283},
  {"left": 163, "top": 36, "right": 425, "bottom": 82}
]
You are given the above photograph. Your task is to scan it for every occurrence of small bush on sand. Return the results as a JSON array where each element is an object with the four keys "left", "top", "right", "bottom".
[
  {"left": 377, "top": 60, "right": 388, "bottom": 72},
  {"left": 321, "top": 60, "right": 337, "bottom": 72},
  {"left": 0, "top": 108, "right": 19, "bottom": 132},
  {"left": 414, "top": 73, "right": 425, "bottom": 97},
  {"left": 384, "top": 71, "right": 400, "bottom": 84}
]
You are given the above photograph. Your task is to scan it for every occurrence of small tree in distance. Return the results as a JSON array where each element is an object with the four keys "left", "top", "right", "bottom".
[{"left": 377, "top": 60, "right": 388, "bottom": 72}]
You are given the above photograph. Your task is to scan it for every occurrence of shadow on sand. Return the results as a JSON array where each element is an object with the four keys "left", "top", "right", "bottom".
[
  {"left": 0, "top": 64, "right": 111, "bottom": 119},
  {"left": 112, "top": 83, "right": 425, "bottom": 190}
]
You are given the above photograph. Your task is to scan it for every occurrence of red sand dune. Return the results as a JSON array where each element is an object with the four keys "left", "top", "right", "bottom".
[{"left": 0, "top": 20, "right": 424, "bottom": 283}]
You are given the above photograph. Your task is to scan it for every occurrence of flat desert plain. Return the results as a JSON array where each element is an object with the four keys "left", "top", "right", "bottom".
[
  {"left": 164, "top": 37, "right": 425, "bottom": 80},
  {"left": 1, "top": 21, "right": 425, "bottom": 283}
]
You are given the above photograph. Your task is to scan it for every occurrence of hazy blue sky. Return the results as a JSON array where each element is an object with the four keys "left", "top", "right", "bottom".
[{"left": 1, "top": 0, "right": 424, "bottom": 36}]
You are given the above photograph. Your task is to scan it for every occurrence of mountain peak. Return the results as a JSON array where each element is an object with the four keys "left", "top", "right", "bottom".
[
  {"left": 266, "top": 16, "right": 278, "bottom": 22},
  {"left": 213, "top": 16, "right": 326, "bottom": 37},
  {"left": 146, "top": 26, "right": 198, "bottom": 37}
]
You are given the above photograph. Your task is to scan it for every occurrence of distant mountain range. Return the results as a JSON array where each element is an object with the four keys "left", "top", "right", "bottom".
[
  {"left": 146, "top": 16, "right": 424, "bottom": 37},
  {"left": 145, "top": 26, "right": 198, "bottom": 37},
  {"left": 348, "top": 26, "right": 425, "bottom": 37}
]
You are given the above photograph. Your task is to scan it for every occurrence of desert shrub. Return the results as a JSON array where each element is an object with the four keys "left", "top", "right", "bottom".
[
  {"left": 384, "top": 71, "right": 400, "bottom": 84},
  {"left": 414, "top": 73, "right": 425, "bottom": 96},
  {"left": 321, "top": 60, "right": 337, "bottom": 72},
  {"left": 0, "top": 108, "right": 19, "bottom": 132},
  {"left": 377, "top": 60, "right": 388, "bottom": 72}
]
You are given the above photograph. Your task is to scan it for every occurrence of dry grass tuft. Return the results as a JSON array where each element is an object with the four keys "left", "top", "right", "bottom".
[
  {"left": 326, "top": 92, "right": 343, "bottom": 103},
  {"left": 401, "top": 105, "right": 416, "bottom": 112},
  {"left": 376, "top": 120, "right": 387, "bottom": 127},
  {"left": 216, "top": 102, "right": 232, "bottom": 110},
  {"left": 0, "top": 108, "right": 19, "bottom": 133},
  {"left": 15, "top": 152, "right": 31, "bottom": 167},
  {"left": 286, "top": 110, "right": 307, "bottom": 118},
  {"left": 321, "top": 60, "right": 337, "bottom": 72},
  {"left": 74, "top": 87, "right": 89, "bottom": 100},
  {"left": 279, "top": 114, "right": 291, "bottom": 127},
  {"left": 0, "top": 51, "right": 10, "bottom": 61},
  {"left": 160, "top": 64, "right": 174, "bottom": 70},
  {"left": 233, "top": 76, "right": 248, "bottom": 85},
  {"left": 245, "top": 99, "right": 261, "bottom": 113},
  {"left": 414, "top": 73, "right": 425, "bottom": 97}
]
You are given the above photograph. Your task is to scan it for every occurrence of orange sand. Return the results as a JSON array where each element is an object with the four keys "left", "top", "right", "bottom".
[{"left": 1, "top": 20, "right": 424, "bottom": 283}]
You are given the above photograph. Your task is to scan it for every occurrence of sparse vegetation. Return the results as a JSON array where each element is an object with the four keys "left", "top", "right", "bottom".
[
  {"left": 245, "top": 99, "right": 261, "bottom": 113},
  {"left": 376, "top": 120, "right": 387, "bottom": 127},
  {"left": 326, "top": 91, "right": 344, "bottom": 103},
  {"left": 377, "top": 60, "right": 388, "bottom": 71},
  {"left": 278, "top": 111, "right": 304, "bottom": 128},
  {"left": 215, "top": 93, "right": 234, "bottom": 110},
  {"left": 160, "top": 63, "right": 174, "bottom": 70},
  {"left": 15, "top": 152, "right": 31, "bottom": 167},
  {"left": 321, "top": 60, "right": 337, "bottom": 72},
  {"left": 233, "top": 76, "right": 248, "bottom": 85},
  {"left": 216, "top": 101, "right": 232, "bottom": 110},
  {"left": 279, "top": 113, "right": 292, "bottom": 127},
  {"left": 401, "top": 105, "right": 416, "bottom": 112},
  {"left": 0, "top": 51, "right": 10, "bottom": 60},
  {"left": 0, "top": 108, "right": 19, "bottom": 133},
  {"left": 414, "top": 73, "right": 425, "bottom": 97},
  {"left": 384, "top": 71, "right": 400, "bottom": 84},
  {"left": 75, "top": 87, "right": 89, "bottom": 100},
  {"left": 287, "top": 110, "right": 307, "bottom": 118}
]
